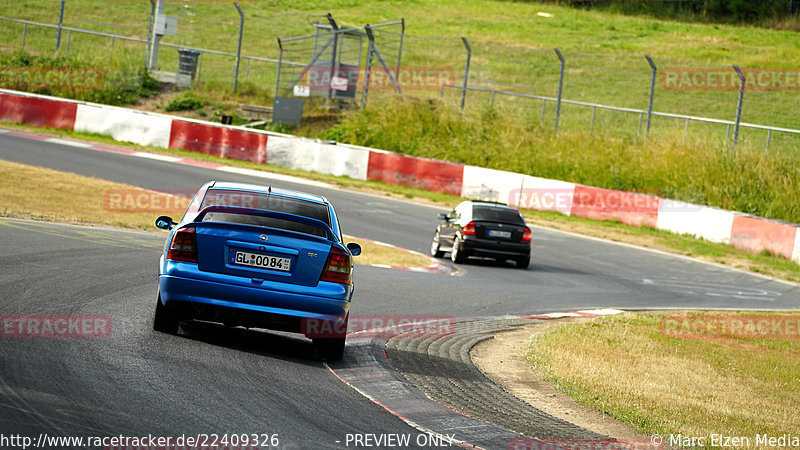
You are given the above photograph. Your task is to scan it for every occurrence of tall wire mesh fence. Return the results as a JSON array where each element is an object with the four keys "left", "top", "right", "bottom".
[{"left": 1, "top": 0, "right": 800, "bottom": 151}]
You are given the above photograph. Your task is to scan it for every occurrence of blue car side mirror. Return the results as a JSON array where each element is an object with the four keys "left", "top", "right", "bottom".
[
  {"left": 346, "top": 242, "right": 362, "bottom": 257},
  {"left": 155, "top": 216, "right": 176, "bottom": 230}
]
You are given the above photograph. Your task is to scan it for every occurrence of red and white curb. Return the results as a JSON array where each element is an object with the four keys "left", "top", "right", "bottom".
[{"left": 519, "top": 308, "right": 625, "bottom": 320}]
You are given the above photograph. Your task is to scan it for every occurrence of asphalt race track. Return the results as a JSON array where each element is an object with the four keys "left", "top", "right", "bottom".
[{"left": 1, "top": 130, "right": 798, "bottom": 448}]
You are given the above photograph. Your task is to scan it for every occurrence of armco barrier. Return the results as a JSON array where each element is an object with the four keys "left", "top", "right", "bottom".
[
  {"left": 3, "top": 87, "right": 800, "bottom": 266},
  {"left": 0, "top": 92, "right": 76, "bottom": 129},
  {"left": 730, "top": 214, "right": 798, "bottom": 260},
  {"left": 656, "top": 199, "right": 735, "bottom": 244},
  {"left": 570, "top": 185, "right": 660, "bottom": 228},
  {"left": 75, "top": 104, "right": 172, "bottom": 149},
  {"left": 168, "top": 119, "right": 268, "bottom": 164},
  {"left": 368, "top": 150, "right": 463, "bottom": 196}
]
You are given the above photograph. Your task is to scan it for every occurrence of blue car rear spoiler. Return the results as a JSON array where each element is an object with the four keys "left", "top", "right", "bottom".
[{"left": 193, "top": 206, "right": 339, "bottom": 242}]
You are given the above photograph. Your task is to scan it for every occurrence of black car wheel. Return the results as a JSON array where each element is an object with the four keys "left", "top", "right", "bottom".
[
  {"left": 153, "top": 291, "right": 180, "bottom": 334},
  {"left": 451, "top": 236, "right": 466, "bottom": 263},
  {"left": 430, "top": 230, "right": 445, "bottom": 258},
  {"left": 515, "top": 254, "right": 530, "bottom": 269}
]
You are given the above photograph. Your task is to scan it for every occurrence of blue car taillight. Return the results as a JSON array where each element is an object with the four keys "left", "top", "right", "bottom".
[
  {"left": 319, "top": 246, "right": 352, "bottom": 284},
  {"left": 167, "top": 227, "right": 198, "bottom": 263}
]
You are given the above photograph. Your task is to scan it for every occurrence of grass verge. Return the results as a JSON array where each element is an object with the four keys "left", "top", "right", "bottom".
[
  {"left": 524, "top": 312, "right": 800, "bottom": 441},
  {"left": 2, "top": 122, "right": 799, "bottom": 283},
  {"left": 0, "top": 158, "right": 430, "bottom": 268}
]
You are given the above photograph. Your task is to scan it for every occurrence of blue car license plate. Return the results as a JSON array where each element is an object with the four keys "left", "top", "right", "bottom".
[{"left": 231, "top": 250, "right": 291, "bottom": 272}]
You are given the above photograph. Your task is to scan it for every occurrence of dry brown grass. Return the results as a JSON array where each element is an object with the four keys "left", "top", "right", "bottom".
[
  {"left": 0, "top": 159, "right": 430, "bottom": 268},
  {"left": 525, "top": 312, "right": 800, "bottom": 442}
]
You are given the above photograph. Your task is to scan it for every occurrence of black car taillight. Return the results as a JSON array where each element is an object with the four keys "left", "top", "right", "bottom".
[
  {"left": 522, "top": 227, "right": 532, "bottom": 242},
  {"left": 320, "top": 246, "right": 352, "bottom": 284},
  {"left": 462, "top": 222, "right": 476, "bottom": 236},
  {"left": 167, "top": 227, "right": 198, "bottom": 263}
]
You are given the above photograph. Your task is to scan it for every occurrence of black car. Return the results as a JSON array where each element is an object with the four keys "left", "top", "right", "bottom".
[{"left": 430, "top": 201, "right": 531, "bottom": 268}]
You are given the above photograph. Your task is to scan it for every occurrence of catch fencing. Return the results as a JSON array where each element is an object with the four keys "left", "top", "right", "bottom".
[{"left": 1, "top": 1, "right": 799, "bottom": 152}]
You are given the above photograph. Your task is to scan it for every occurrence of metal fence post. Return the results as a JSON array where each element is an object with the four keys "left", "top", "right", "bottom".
[
  {"left": 233, "top": 2, "right": 244, "bottom": 93},
  {"left": 395, "top": 18, "right": 404, "bottom": 82},
  {"left": 460, "top": 37, "right": 471, "bottom": 110},
  {"left": 196, "top": 53, "right": 202, "bottom": 81},
  {"left": 766, "top": 129, "right": 772, "bottom": 152},
  {"left": 645, "top": 55, "right": 657, "bottom": 137},
  {"left": 362, "top": 25, "right": 375, "bottom": 109},
  {"left": 145, "top": 0, "right": 155, "bottom": 71},
  {"left": 22, "top": 23, "right": 27, "bottom": 51},
  {"left": 56, "top": 0, "right": 65, "bottom": 51},
  {"left": 327, "top": 13, "right": 339, "bottom": 101},
  {"left": 554, "top": 48, "right": 565, "bottom": 133},
  {"left": 732, "top": 65, "right": 746, "bottom": 154},
  {"left": 274, "top": 38, "right": 283, "bottom": 100}
]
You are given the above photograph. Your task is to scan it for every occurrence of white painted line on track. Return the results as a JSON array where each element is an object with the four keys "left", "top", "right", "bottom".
[
  {"left": 132, "top": 151, "right": 181, "bottom": 162},
  {"left": 46, "top": 138, "right": 93, "bottom": 148}
]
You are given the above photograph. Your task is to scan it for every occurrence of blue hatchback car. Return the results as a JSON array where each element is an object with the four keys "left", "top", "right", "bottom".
[{"left": 153, "top": 181, "right": 361, "bottom": 360}]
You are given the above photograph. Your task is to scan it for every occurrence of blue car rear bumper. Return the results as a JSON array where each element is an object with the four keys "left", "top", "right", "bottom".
[{"left": 159, "top": 266, "right": 351, "bottom": 326}]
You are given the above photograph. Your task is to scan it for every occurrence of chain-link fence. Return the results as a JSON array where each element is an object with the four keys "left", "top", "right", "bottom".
[{"left": 2, "top": 1, "right": 799, "bottom": 151}]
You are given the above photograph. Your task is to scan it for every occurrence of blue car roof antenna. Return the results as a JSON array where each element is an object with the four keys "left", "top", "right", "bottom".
[{"left": 267, "top": 180, "right": 272, "bottom": 196}]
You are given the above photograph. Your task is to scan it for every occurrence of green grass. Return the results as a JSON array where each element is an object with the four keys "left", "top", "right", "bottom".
[
  {"left": 3, "top": 0, "right": 800, "bottom": 126},
  {"left": 525, "top": 312, "right": 800, "bottom": 439}
]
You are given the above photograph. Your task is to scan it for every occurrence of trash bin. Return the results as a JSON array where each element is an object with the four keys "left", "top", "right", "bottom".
[{"left": 178, "top": 49, "right": 201, "bottom": 80}]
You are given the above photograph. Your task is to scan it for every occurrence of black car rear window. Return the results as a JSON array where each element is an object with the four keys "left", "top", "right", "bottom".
[
  {"left": 472, "top": 205, "right": 525, "bottom": 225},
  {"left": 198, "top": 189, "right": 331, "bottom": 237}
]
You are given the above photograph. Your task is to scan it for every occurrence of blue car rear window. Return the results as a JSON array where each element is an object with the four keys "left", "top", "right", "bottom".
[{"left": 198, "top": 189, "right": 331, "bottom": 237}]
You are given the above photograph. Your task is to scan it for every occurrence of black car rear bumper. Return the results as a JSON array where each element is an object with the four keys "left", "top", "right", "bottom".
[{"left": 461, "top": 236, "right": 530, "bottom": 258}]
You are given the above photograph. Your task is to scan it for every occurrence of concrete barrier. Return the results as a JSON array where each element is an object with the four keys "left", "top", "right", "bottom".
[
  {"left": 656, "top": 199, "right": 735, "bottom": 244},
  {"left": 570, "top": 185, "right": 660, "bottom": 228},
  {"left": 515, "top": 176, "right": 575, "bottom": 215},
  {"left": 168, "top": 119, "right": 268, "bottom": 164},
  {"left": 730, "top": 214, "right": 798, "bottom": 260},
  {"left": 461, "top": 166, "right": 525, "bottom": 204},
  {"left": 368, "top": 150, "right": 463, "bottom": 196},
  {"left": 0, "top": 92, "right": 77, "bottom": 129},
  {"left": 266, "top": 136, "right": 369, "bottom": 180},
  {"left": 75, "top": 104, "right": 172, "bottom": 148}
]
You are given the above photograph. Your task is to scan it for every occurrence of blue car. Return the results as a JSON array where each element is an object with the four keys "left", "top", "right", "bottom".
[{"left": 153, "top": 181, "right": 361, "bottom": 361}]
